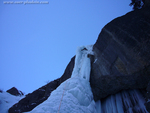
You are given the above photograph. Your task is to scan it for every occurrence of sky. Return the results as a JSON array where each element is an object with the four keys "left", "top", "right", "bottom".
[{"left": 0, "top": 0, "right": 132, "bottom": 94}]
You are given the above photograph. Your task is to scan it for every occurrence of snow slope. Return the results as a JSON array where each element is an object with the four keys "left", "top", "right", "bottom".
[
  {"left": 0, "top": 91, "right": 24, "bottom": 113},
  {"left": 26, "top": 45, "right": 97, "bottom": 113}
]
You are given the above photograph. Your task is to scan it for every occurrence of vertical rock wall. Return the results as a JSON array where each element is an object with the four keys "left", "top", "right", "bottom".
[{"left": 90, "top": 6, "right": 150, "bottom": 112}]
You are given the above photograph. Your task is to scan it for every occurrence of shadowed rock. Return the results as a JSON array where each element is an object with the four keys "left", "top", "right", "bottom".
[
  {"left": 90, "top": 6, "right": 150, "bottom": 112},
  {"left": 6, "top": 87, "right": 23, "bottom": 96}
]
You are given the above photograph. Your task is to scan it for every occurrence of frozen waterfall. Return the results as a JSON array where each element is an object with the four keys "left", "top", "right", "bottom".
[
  {"left": 25, "top": 45, "right": 148, "bottom": 113},
  {"left": 26, "top": 45, "right": 97, "bottom": 113}
]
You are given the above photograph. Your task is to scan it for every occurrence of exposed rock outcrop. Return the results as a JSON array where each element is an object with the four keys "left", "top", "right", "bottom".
[
  {"left": 6, "top": 87, "right": 24, "bottom": 96},
  {"left": 58, "top": 56, "right": 75, "bottom": 85}
]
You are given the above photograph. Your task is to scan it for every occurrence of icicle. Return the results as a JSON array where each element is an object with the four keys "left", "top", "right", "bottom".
[
  {"left": 128, "top": 89, "right": 148, "bottom": 113},
  {"left": 121, "top": 90, "right": 133, "bottom": 112},
  {"left": 102, "top": 95, "right": 118, "bottom": 113},
  {"left": 95, "top": 100, "right": 102, "bottom": 113},
  {"left": 115, "top": 93, "right": 124, "bottom": 113},
  {"left": 112, "top": 89, "right": 149, "bottom": 113},
  {"left": 101, "top": 89, "right": 148, "bottom": 113}
]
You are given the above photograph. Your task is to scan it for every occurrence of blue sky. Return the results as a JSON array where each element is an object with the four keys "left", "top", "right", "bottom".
[{"left": 0, "top": 0, "right": 132, "bottom": 94}]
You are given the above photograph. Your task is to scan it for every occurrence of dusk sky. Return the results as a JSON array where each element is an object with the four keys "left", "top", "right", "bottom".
[{"left": 0, "top": 0, "right": 132, "bottom": 94}]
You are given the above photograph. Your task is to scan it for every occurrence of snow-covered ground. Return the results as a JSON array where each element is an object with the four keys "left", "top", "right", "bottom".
[{"left": 0, "top": 91, "right": 24, "bottom": 113}]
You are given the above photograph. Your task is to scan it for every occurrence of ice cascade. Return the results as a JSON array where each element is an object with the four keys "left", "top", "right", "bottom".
[
  {"left": 25, "top": 45, "right": 148, "bottom": 113},
  {"left": 26, "top": 45, "right": 98, "bottom": 113}
]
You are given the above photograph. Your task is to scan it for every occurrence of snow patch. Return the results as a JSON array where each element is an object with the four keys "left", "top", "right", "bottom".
[{"left": 0, "top": 91, "right": 24, "bottom": 113}]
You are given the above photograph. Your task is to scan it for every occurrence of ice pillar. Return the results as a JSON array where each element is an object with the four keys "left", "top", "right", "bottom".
[{"left": 71, "top": 46, "right": 91, "bottom": 81}]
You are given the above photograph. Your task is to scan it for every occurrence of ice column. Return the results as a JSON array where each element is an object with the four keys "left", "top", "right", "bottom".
[
  {"left": 80, "top": 54, "right": 91, "bottom": 81},
  {"left": 71, "top": 46, "right": 92, "bottom": 81}
]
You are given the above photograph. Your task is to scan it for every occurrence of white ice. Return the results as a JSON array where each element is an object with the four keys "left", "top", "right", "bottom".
[
  {"left": 71, "top": 45, "right": 93, "bottom": 81},
  {"left": 26, "top": 45, "right": 98, "bottom": 113}
]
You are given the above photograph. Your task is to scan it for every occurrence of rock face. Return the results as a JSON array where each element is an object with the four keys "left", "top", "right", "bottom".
[
  {"left": 58, "top": 56, "right": 75, "bottom": 85},
  {"left": 6, "top": 87, "right": 24, "bottom": 96},
  {"left": 8, "top": 6, "right": 150, "bottom": 113},
  {"left": 90, "top": 6, "right": 150, "bottom": 101}
]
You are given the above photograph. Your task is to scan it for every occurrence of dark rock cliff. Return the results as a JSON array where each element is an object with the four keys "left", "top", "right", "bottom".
[
  {"left": 90, "top": 6, "right": 150, "bottom": 112},
  {"left": 8, "top": 6, "right": 150, "bottom": 113},
  {"left": 91, "top": 6, "right": 150, "bottom": 100}
]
